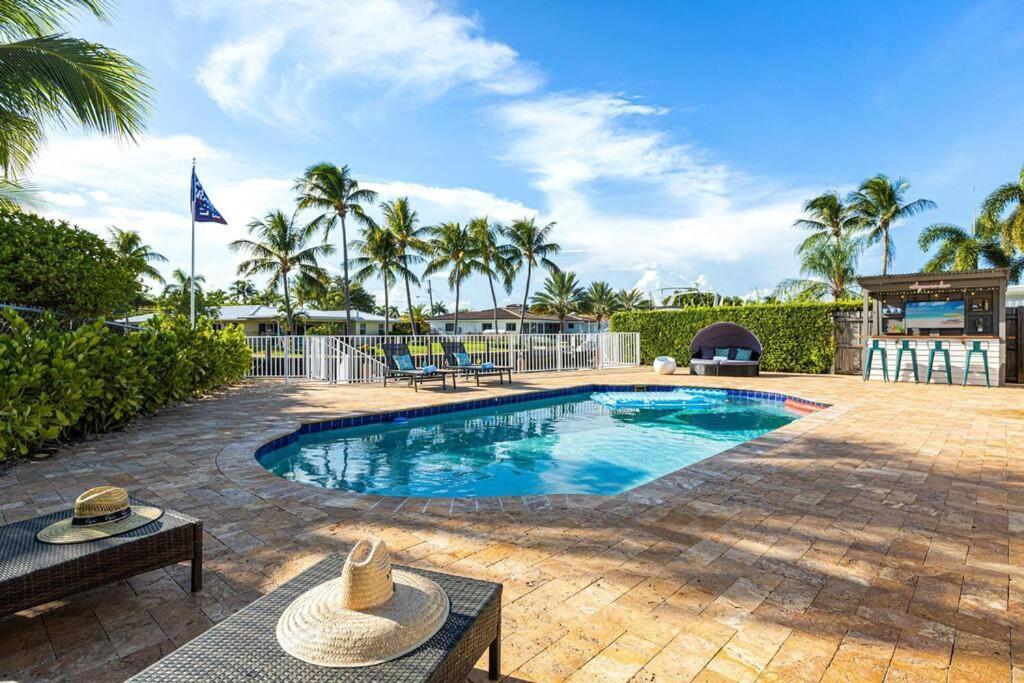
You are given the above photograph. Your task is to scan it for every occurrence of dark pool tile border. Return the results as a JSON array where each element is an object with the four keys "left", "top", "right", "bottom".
[{"left": 254, "top": 384, "right": 831, "bottom": 461}]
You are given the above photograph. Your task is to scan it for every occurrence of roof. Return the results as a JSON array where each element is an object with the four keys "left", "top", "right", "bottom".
[
  {"left": 128, "top": 306, "right": 386, "bottom": 324},
  {"left": 426, "top": 306, "right": 592, "bottom": 323},
  {"left": 857, "top": 268, "right": 1010, "bottom": 289}
]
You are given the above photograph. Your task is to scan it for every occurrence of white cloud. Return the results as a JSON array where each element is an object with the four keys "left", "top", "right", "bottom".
[
  {"left": 183, "top": 0, "right": 541, "bottom": 126},
  {"left": 491, "top": 92, "right": 808, "bottom": 295},
  {"left": 37, "top": 190, "right": 87, "bottom": 207}
]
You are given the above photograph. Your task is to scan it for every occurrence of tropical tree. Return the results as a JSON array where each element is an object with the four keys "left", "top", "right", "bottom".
[
  {"left": 793, "top": 191, "right": 862, "bottom": 253},
  {"left": 774, "top": 236, "right": 860, "bottom": 301},
  {"left": 106, "top": 227, "right": 166, "bottom": 284},
  {"left": 229, "top": 279, "right": 257, "bottom": 303},
  {"left": 983, "top": 165, "right": 1024, "bottom": 251},
  {"left": 350, "top": 224, "right": 415, "bottom": 332},
  {"left": 531, "top": 270, "right": 586, "bottom": 332},
  {"left": 616, "top": 288, "right": 650, "bottom": 310},
  {"left": 380, "top": 197, "right": 427, "bottom": 330},
  {"left": 294, "top": 163, "right": 377, "bottom": 334},
  {"left": 430, "top": 301, "right": 449, "bottom": 316},
  {"left": 504, "top": 217, "right": 560, "bottom": 331},
  {"left": 320, "top": 276, "right": 375, "bottom": 313},
  {"left": 583, "top": 281, "right": 619, "bottom": 325},
  {"left": 423, "top": 221, "right": 475, "bottom": 334},
  {"left": 919, "top": 213, "right": 1023, "bottom": 282},
  {"left": 161, "top": 268, "right": 208, "bottom": 317},
  {"left": 0, "top": 0, "right": 151, "bottom": 210},
  {"left": 849, "top": 174, "right": 935, "bottom": 275},
  {"left": 404, "top": 303, "right": 430, "bottom": 333},
  {"left": 468, "top": 216, "right": 516, "bottom": 331},
  {"left": 230, "top": 209, "right": 333, "bottom": 333}
]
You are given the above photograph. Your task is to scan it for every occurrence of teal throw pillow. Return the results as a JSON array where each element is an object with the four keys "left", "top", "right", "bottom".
[
  {"left": 454, "top": 351, "right": 472, "bottom": 366},
  {"left": 394, "top": 354, "right": 414, "bottom": 371},
  {"left": 714, "top": 347, "right": 730, "bottom": 359},
  {"left": 734, "top": 348, "right": 753, "bottom": 361}
]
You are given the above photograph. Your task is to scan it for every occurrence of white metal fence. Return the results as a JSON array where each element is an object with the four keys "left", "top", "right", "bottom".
[{"left": 244, "top": 333, "right": 641, "bottom": 382}]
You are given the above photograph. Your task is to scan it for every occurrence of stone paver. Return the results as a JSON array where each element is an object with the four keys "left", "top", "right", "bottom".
[{"left": 1, "top": 368, "right": 1023, "bottom": 681}]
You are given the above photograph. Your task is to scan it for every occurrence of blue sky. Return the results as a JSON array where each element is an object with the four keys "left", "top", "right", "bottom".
[{"left": 30, "top": 0, "right": 1024, "bottom": 310}]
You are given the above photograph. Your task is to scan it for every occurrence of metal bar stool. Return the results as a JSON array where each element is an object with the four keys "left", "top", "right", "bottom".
[
  {"left": 863, "top": 339, "right": 889, "bottom": 382},
  {"left": 925, "top": 340, "right": 952, "bottom": 385},
  {"left": 894, "top": 339, "right": 919, "bottom": 383},
  {"left": 962, "top": 340, "right": 991, "bottom": 387}
]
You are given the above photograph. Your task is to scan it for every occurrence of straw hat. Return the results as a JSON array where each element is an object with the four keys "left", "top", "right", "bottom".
[
  {"left": 276, "top": 539, "right": 449, "bottom": 667},
  {"left": 37, "top": 486, "right": 163, "bottom": 545}
]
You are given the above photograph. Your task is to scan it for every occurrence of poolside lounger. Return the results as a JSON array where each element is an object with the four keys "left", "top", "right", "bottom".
[
  {"left": 688, "top": 322, "right": 762, "bottom": 377},
  {"left": 380, "top": 342, "right": 456, "bottom": 391},
  {"left": 440, "top": 341, "right": 514, "bottom": 386}
]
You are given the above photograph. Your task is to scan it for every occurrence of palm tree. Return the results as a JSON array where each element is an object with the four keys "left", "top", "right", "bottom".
[
  {"left": 106, "top": 227, "right": 166, "bottom": 284},
  {"left": 983, "top": 165, "right": 1024, "bottom": 251},
  {"left": 793, "top": 191, "right": 862, "bottom": 253},
  {"left": 350, "top": 224, "right": 416, "bottom": 333},
  {"left": 161, "top": 268, "right": 206, "bottom": 317},
  {"left": 163, "top": 268, "right": 204, "bottom": 297},
  {"left": 430, "top": 301, "right": 449, "bottom": 316},
  {"left": 294, "top": 163, "right": 377, "bottom": 334},
  {"left": 380, "top": 197, "right": 427, "bottom": 331},
  {"left": 405, "top": 303, "right": 429, "bottom": 334},
  {"left": 774, "top": 236, "right": 860, "bottom": 301},
  {"left": 469, "top": 216, "right": 516, "bottom": 331},
  {"left": 504, "top": 217, "right": 560, "bottom": 332},
  {"left": 423, "top": 221, "right": 475, "bottom": 334},
  {"left": 849, "top": 175, "right": 935, "bottom": 275},
  {"left": 1, "top": 0, "right": 151, "bottom": 209},
  {"left": 531, "top": 270, "right": 586, "bottom": 332},
  {"left": 229, "top": 279, "right": 257, "bottom": 303},
  {"left": 919, "top": 213, "right": 1023, "bottom": 282},
  {"left": 584, "top": 281, "right": 619, "bottom": 325},
  {"left": 616, "top": 288, "right": 650, "bottom": 310},
  {"left": 230, "top": 210, "right": 334, "bottom": 333}
]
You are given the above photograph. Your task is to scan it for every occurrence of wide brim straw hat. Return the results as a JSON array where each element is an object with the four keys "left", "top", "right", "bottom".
[
  {"left": 37, "top": 486, "right": 162, "bottom": 545},
  {"left": 277, "top": 538, "right": 449, "bottom": 667}
]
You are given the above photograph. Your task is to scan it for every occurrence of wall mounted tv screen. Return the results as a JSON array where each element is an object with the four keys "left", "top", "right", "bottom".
[{"left": 905, "top": 299, "right": 965, "bottom": 330}]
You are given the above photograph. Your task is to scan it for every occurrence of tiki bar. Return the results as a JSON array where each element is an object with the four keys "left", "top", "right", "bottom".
[{"left": 857, "top": 268, "right": 1009, "bottom": 386}]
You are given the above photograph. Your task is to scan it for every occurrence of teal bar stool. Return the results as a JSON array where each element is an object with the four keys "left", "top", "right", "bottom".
[
  {"left": 962, "top": 340, "right": 991, "bottom": 387},
  {"left": 863, "top": 339, "right": 889, "bottom": 382},
  {"left": 925, "top": 340, "right": 952, "bottom": 385},
  {"left": 894, "top": 340, "right": 919, "bottom": 383}
]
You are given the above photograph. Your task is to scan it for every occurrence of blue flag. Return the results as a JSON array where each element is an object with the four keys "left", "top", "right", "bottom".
[{"left": 191, "top": 167, "right": 227, "bottom": 224}]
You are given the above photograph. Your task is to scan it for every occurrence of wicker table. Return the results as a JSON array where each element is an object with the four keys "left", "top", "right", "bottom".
[
  {"left": 129, "top": 554, "right": 502, "bottom": 682},
  {"left": 0, "top": 497, "right": 202, "bottom": 618}
]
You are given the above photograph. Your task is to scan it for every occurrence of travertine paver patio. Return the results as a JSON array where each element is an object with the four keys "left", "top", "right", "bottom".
[{"left": 1, "top": 368, "right": 1022, "bottom": 682}]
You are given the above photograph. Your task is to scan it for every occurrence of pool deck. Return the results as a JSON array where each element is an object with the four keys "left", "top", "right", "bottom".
[{"left": 1, "top": 368, "right": 1022, "bottom": 681}]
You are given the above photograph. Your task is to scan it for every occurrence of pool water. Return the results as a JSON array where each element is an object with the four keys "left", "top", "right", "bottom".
[{"left": 258, "top": 391, "right": 803, "bottom": 497}]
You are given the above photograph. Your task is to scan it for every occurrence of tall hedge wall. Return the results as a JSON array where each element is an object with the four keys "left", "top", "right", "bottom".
[
  {"left": 0, "top": 311, "right": 251, "bottom": 460},
  {"left": 609, "top": 302, "right": 861, "bottom": 373}
]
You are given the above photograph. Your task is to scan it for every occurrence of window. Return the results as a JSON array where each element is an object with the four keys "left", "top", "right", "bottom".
[
  {"left": 482, "top": 322, "right": 492, "bottom": 331},
  {"left": 358, "top": 323, "right": 367, "bottom": 336},
  {"left": 505, "top": 322, "right": 516, "bottom": 331},
  {"left": 445, "top": 323, "right": 454, "bottom": 332}
]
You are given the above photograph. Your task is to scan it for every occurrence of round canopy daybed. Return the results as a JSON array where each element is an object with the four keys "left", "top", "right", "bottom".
[{"left": 688, "top": 322, "right": 762, "bottom": 377}]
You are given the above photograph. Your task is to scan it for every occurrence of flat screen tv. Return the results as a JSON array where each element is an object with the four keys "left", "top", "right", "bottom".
[{"left": 905, "top": 300, "right": 965, "bottom": 330}]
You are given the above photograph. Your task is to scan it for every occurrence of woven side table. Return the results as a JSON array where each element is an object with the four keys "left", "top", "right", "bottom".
[
  {"left": 129, "top": 553, "right": 502, "bottom": 682},
  {"left": 0, "top": 497, "right": 202, "bottom": 618}
]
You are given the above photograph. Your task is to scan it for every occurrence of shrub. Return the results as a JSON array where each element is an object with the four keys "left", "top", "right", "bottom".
[
  {"left": 609, "top": 301, "right": 860, "bottom": 373},
  {"left": 0, "top": 310, "right": 251, "bottom": 459},
  {"left": 0, "top": 209, "right": 140, "bottom": 318}
]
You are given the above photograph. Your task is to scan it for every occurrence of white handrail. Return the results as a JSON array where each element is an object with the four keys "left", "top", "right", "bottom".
[{"left": 244, "top": 332, "right": 641, "bottom": 382}]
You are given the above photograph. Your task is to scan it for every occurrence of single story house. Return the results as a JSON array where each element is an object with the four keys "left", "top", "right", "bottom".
[
  {"left": 425, "top": 305, "right": 604, "bottom": 334},
  {"left": 128, "top": 305, "right": 390, "bottom": 335}
]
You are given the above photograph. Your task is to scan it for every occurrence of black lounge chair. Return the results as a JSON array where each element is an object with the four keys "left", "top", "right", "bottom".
[
  {"left": 440, "top": 341, "right": 514, "bottom": 386},
  {"left": 688, "top": 322, "right": 762, "bottom": 377},
  {"left": 380, "top": 341, "right": 456, "bottom": 391}
]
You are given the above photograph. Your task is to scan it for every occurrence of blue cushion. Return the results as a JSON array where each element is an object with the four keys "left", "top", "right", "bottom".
[
  {"left": 421, "top": 364, "right": 437, "bottom": 374},
  {"left": 714, "top": 347, "right": 730, "bottom": 359},
  {"left": 699, "top": 345, "right": 716, "bottom": 359},
  {"left": 454, "top": 351, "right": 472, "bottom": 366},
  {"left": 734, "top": 347, "right": 753, "bottom": 361},
  {"left": 481, "top": 361, "right": 495, "bottom": 369},
  {"left": 394, "top": 354, "right": 414, "bottom": 371}
]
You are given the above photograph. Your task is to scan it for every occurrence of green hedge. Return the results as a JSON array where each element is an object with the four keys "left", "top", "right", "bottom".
[
  {"left": 609, "top": 302, "right": 860, "bottom": 373},
  {"left": 0, "top": 311, "right": 250, "bottom": 460},
  {"left": 0, "top": 210, "right": 140, "bottom": 319}
]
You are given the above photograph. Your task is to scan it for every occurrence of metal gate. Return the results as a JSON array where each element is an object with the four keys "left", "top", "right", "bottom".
[{"left": 833, "top": 311, "right": 863, "bottom": 375}]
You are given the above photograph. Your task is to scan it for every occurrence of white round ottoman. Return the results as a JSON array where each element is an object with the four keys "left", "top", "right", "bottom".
[{"left": 652, "top": 356, "right": 677, "bottom": 375}]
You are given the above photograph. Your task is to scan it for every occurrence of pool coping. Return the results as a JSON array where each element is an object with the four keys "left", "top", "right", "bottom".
[{"left": 215, "top": 383, "right": 841, "bottom": 516}]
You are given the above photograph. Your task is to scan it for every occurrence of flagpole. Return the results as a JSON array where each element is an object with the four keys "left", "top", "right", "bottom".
[{"left": 190, "top": 157, "right": 196, "bottom": 327}]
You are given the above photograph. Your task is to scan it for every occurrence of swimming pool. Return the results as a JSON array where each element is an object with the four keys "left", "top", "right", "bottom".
[{"left": 257, "top": 388, "right": 816, "bottom": 497}]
